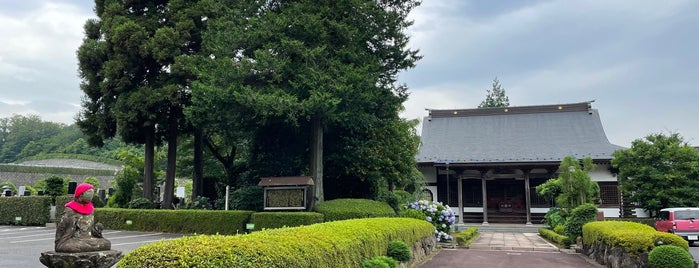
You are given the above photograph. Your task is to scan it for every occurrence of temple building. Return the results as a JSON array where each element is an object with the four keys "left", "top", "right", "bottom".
[{"left": 416, "top": 101, "right": 648, "bottom": 225}]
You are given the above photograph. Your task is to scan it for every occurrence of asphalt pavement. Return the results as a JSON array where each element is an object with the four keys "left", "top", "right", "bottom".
[{"left": 0, "top": 225, "right": 182, "bottom": 268}]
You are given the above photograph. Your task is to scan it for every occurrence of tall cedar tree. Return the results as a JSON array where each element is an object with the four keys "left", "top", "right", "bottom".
[
  {"left": 77, "top": 0, "right": 211, "bottom": 207},
  {"left": 478, "top": 77, "right": 510, "bottom": 108},
  {"left": 191, "top": 0, "right": 422, "bottom": 202}
]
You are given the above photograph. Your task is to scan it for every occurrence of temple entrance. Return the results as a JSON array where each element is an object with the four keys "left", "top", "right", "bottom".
[
  {"left": 484, "top": 179, "right": 530, "bottom": 223},
  {"left": 486, "top": 179, "right": 526, "bottom": 213}
]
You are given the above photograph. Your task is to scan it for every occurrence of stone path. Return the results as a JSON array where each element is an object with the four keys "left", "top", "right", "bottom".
[{"left": 468, "top": 232, "right": 560, "bottom": 252}]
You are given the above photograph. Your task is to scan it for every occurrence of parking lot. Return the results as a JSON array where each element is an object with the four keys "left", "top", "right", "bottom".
[{"left": 0, "top": 225, "right": 183, "bottom": 268}]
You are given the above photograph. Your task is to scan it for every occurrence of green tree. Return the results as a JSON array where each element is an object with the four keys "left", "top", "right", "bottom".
[
  {"left": 45, "top": 175, "right": 65, "bottom": 205},
  {"left": 196, "top": 0, "right": 422, "bottom": 204},
  {"left": 0, "top": 115, "right": 62, "bottom": 163},
  {"left": 612, "top": 133, "right": 699, "bottom": 216},
  {"left": 77, "top": 0, "right": 214, "bottom": 207},
  {"left": 83, "top": 177, "right": 101, "bottom": 190},
  {"left": 478, "top": 77, "right": 510, "bottom": 108},
  {"left": 537, "top": 156, "right": 599, "bottom": 211}
]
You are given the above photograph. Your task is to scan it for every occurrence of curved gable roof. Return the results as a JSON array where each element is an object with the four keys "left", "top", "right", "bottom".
[{"left": 416, "top": 102, "right": 624, "bottom": 164}]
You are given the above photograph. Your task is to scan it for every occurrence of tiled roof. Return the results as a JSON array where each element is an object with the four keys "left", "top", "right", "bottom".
[{"left": 416, "top": 102, "right": 624, "bottom": 164}]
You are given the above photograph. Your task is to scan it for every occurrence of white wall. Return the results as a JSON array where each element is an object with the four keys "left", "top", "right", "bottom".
[
  {"left": 419, "top": 166, "right": 437, "bottom": 184},
  {"left": 590, "top": 164, "right": 617, "bottom": 182}
]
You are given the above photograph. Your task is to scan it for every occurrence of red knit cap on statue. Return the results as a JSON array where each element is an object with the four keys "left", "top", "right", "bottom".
[{"left": 65, "top": 183, "right": 95, "bottom": 215}]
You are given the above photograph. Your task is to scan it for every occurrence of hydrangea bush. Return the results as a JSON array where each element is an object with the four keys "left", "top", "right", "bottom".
[{"left": 405, "top": 200, "right": 455, "bottom": 241}]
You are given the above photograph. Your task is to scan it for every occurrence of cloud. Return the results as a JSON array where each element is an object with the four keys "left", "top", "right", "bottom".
[
  {"left": 0, "top": 1, "right": 92, "bottom": 124},
  {"left": 400, "top": 0, "right": 699, "bottom": 146}
]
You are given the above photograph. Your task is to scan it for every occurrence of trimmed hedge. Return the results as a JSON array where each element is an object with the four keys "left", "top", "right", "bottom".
[
  {"left": 117, "top": 217, "right": 435, "bottom": 268},
  {"left": 583, "top": 221, "right": 689, "bottom": 256},
  {"left": 250, "top": 212, "right": 324, "bottom": 231},
  {"left": 455, "top": 227, "right": 479, "bottom": 247},
  {"left": 0, "top": 196, "right": 51, "bottom": 225},
  {"left": 539, "top": 227, "right": 570, "bottom": 248},
  {"left": 314, "top": 198, "right": 396, "bottom": 221},
  {"left": 95, "top": 208, "right": 254, "bottom": 235}
]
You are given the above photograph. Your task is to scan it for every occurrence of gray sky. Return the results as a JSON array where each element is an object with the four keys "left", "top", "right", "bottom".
[{"left": 1, "top": 1, "right": 698, "bottom": 147}]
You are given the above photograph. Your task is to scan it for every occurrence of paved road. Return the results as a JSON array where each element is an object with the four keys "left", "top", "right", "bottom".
[
  {"left": 420, "top": 249, "right": 602, "bottom": 268},
  {"left": 0, "top": 225, "right": 182, "bottom": 268}
]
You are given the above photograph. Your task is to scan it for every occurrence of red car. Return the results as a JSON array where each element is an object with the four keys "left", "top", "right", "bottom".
[{"left": 655, "top": 207, "right": 699, "bottom": 243}]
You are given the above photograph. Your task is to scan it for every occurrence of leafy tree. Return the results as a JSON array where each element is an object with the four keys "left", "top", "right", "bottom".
[
  {"left": 83, "top": 177, "right": 101, "bottom": 190},
  {"left": 478, "top": 77, "right": 510, "bottom": 108},
  {"left": 536, "top": 156, "right": 599, "bottom": 211},
  {"left": 0, "top": 115, "right": 62, "bottom": 163},
  {"left": 108, "top": 150, "right": 163, "bottom": 208},
  {"left": 612, "top": 133, "right": 699, "bottom": 216},
  {"left": 196, "top": 0, "right": 422, "bottom": 204}
]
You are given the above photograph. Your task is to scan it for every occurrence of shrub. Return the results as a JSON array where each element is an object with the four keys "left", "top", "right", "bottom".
[
  {"left": 379, "top": 190, "right": 415, "bottom": 213},
  {"left": 95, "top": 208, "right": 253, "bottom": 234},
  {"left": 539, "top": 228, "right": 571, "bottom": 247},
  {"left": 553, "top": 224, "right": 565, "bottom": 235},
  {"left": 362, "top": 256, "right": 397, "bottom": 268},
  {"left": 543, "top": 207, "right": 566, "bottom": 229},
  {"left": 314, "top": 199, "right": 395, "bottom": 222},
  {"left": 118, "top": 218, "right": 434, "bottom": 268},
  {"left": 648, "top": 245, "right": 693, "bottom": 268},
  {"left": 184, "top": 196, "right": 212, "bottom": 210},
  {"left": 387, "top": 240, "right": 411, "bottom": 262},
  {"left": 45, "top": 175, "right": 65, "bottom": 205},
  {"left": 398, "top": 208, "right": 426, "bottom": 220},
  {"left": 250, "top": 212, "right": 324, "bottom": 231},
  {"left": 127, "top": 198, "right": 158, "bottom": 209},
  {"left": 404, "top": 200, "right": 455, "bottom": 241},
  {"left": 228, "top": 186, "right": 264, "bottom": 211},
  {"left": 564, "top": 203, "right": 597, "bottom": 239},
  {"left": 454, "top": 227, "right": 479, "bottom": 247},
  {"left": 583, "top": 221, "right": 688, "bottom": 257},
  {"left": 0, "top": 196, "right": 51, "bottom": 225}
]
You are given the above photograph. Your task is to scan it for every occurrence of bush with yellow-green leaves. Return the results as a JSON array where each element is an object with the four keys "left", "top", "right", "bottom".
[
  {"left": 583, "top": 221, "right": 688, "bottom": 255},
  {"left": 117, "top": 217, "right": 434, "bottom": 268}
]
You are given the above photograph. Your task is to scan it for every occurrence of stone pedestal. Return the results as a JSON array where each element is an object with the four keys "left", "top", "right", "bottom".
[{"left": 39, "top": 250, "right": 123, "bottom": 268}]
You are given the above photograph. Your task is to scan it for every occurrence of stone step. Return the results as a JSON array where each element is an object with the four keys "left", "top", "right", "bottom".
[{"left": 455, "top": 223, "right": 544, "bottom": 233}]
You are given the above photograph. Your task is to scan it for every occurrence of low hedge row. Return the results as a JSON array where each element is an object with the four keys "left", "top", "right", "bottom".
[
  {"left": 117, "top": 217, "right": 435, "bottom": 267},
  {"left": 539, "top": 227, "right": 570, "bottom": 247},
  {"left": 314, "top": 198, "right": 396, "bottom": 221},
  {"left": 250, "top": 211, "right": 324, "bottom": 231},
  {"left": 0, "top": 196, "right": 51, "bottom": 225},
  {"left": 455, "top": 227, "right": 479, "bottom": 247},
  {"left": 583, "top": 221, "right": 688, "bottom": 256},
  {"left": 95, "top": 209, "right": 254, "bottom": 235}
]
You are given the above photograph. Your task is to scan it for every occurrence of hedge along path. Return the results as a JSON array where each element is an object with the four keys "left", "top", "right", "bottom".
[
  {"left": 582, "top": 221, "right": 689, "bottom": 256},
  {"left": 117, "top": 217, "right": 435, "bottom": 268}
]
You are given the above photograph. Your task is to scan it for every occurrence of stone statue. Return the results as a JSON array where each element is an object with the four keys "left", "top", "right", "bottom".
[
  {"left": 55, "top": 183, "right": 111, "bottom": 252},
  {"left": 40, "top": 183, "right": 122, "bottom": 268}
]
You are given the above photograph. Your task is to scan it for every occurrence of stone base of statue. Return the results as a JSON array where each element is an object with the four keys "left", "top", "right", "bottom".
[{"left": 39, "top": 250, "right": 123, "bottom": 268}]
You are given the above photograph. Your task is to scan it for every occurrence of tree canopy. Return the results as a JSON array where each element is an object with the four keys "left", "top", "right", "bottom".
[
  {"left": 478, "top": 77, "right": 510, "bottom": 108},
  {"left": 536, "top": 156, "right": 599, "bottom": 211},
  {"left": 612, "top": 133, "right": 699, "bottom": 216},
  {"left": 189, "top": 0, "right": 423, "bottom": 201}
]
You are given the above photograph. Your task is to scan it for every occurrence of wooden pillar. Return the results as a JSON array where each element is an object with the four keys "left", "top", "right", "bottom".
[
  {"left": 445, "top": 164, "right": 450, "bottom": 207},
  {"left": 481, "top": 173, "right": 489, "bottom": 226},
  {"left": 524, "top": 171, "right": 532, "bottom": 226},
  {"left": 458, "top": 177, "right": 463, "bottom": 224}
]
